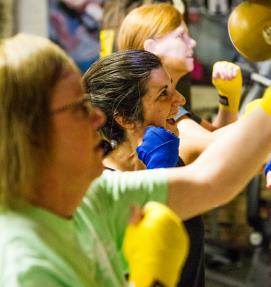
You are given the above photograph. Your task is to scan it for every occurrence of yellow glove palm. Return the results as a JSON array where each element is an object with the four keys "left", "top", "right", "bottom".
[
  {"left": 123, "top": 202, "right": 189, "bottom": 287},
  {"left": 212, "top": 61, "right": 242, "bottom": 112}
]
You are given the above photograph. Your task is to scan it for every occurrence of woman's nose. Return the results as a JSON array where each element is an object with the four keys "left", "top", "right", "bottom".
[
  {"left": 90, "top": 107, "right": 106, "bottom": 130},
  {"left": 175, "top": 90, "right": 186, "bottom": 106},
  {"left": 189, "top": 36, "right": 197, "bottom": 49}
]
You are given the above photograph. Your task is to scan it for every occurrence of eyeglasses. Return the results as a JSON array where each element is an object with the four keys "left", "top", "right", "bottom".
[{"left": 50, "top": 95, "right": 92, "bottom": 115}]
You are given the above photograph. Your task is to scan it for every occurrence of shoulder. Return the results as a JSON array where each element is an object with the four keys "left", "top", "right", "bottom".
[
  {"left": 0, "top": 212, "right": 75, "bottom": 287},
  {"left": 88, "top": 169, "right": 168, "bottom": 194},
  {"left": 0, "top": 210, "right": 48, "bottom": 262},
  {"left": 0, "top": 219, "right": 49, "bottom": 286}
]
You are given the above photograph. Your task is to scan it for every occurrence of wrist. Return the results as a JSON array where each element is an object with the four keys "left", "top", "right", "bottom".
[{"left": 218, "top": 93, "right": 240, "bottom": 112}]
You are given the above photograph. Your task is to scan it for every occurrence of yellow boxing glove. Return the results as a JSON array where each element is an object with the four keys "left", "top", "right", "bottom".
[
  {"left": 260, "top": 86, "right": 271, "bottom": 115},
  {"left": 212, "top": 61, "right": 242, "bottom": 113},
  {"left": 243, "top": 98, "right": 263, "bottom": 117},
  {"left": 123, "top": 202, "right": 189, "bottom": 287}
]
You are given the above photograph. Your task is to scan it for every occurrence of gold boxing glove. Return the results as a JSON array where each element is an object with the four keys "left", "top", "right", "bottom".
[
  {"left": 123, "top": 201, "right": 189, "bottom": 287},
  {"left": 260, "top": 86, "right": 271, "bottom": 115},
  {"left": 212, "top": 61, "right": 242, "bottom": 113}
]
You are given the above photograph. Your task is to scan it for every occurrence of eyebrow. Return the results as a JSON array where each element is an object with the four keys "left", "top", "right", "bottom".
[
  {"left": 50, "top": 96, "right": 89, "bottom": 114},
  {"left": 175, "top": 27, "right": 184, "bottom": 33},
  {"left": 175, "top": 26, "right": 188, "bottom": 35},
  {"left": 157, "top": 77, "right": 173, "bottom": 93},
  {"left": 157, "top": 84, "right": 168, "bottom": 93}
]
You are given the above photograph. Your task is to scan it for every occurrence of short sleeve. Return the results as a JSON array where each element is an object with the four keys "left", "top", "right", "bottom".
[
  {"left": 81, "top": 169, "right": 169, "bottom": 273},
  {"left": 175, "top": 106, "right": 192, "bottom": 121}
]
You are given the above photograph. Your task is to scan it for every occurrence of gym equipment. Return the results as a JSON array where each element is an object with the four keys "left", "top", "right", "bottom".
[
  {"left": 239, "top": 61, "right": 271, "bottom": 115},
  {"left": 228, "top": 0, "right": 271, "bottom": 62}
]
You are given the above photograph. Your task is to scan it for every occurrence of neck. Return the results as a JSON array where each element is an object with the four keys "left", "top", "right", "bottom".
[
  {"left": 28, "top": 171, "right": 88, "bottom": 218},
  {"left": 161, "top": 59, "right": 187, "bottom": 86},
  {"left": 104, "top": 133, "right": 145, "bottom": 171}
]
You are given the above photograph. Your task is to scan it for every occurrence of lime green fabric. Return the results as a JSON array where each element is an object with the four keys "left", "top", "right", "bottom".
[{"left": 0, "top": 169, "right": 167, "bottom": 287}]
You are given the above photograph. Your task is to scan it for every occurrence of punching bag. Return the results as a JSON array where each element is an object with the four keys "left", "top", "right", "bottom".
[{"left": 228, "top": 0, "right": 271, "bottom": 61}]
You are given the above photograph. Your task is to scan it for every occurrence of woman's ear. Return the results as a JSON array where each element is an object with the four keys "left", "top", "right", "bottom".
[
  {"left": 115, "top": 115, "right": 135, "bottom": 130},
  {"left": 143, "top": 39, "right": 156, "bottom": 53}
]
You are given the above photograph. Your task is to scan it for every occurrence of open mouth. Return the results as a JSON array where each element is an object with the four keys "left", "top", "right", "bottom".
[
  {"left": 166, "top": 117, "right": 176, "bottom": 125},
  {"left": 186, "top": 54, "right": 194, "bottom": 59}
]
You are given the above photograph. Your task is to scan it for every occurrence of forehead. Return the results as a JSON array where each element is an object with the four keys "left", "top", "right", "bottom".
[
  {"left": 51, "top": 72, "right": 83, "bottom": 107},
  {"left": 167, "top": 22, "right": 188, "bottom": 37},
  {"left": 145, "top": 66, "right": 171, "bottom": 93}
]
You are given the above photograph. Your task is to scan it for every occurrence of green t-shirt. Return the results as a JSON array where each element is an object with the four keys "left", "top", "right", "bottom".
[{"left": 0, "top": 169, "right": 168, "bottom": 287}]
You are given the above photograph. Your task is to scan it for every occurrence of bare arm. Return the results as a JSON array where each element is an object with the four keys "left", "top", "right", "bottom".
[
  {"left": 167, "top": 107, "right": 271, "bottom": 220},
  {"left": 178, "top": 119, "right": 241, "bottom": 164},
  {"left": 211, "top": 109, "right": 238, "bottom": 129},
  {"left": 179, "top": 109, "right": 238, "bottom": 132},
  {"left": 177, "top": 117, "right": 214, "bottom": 164},
  {"left": 177, "top": 116, "right": 212, "bottom": 140},
  {"left": 179, "top": 137, "right": 210, "bottom": 165},
  {"left": 177, "top": 111, "right": 239, "bottom": 164}
]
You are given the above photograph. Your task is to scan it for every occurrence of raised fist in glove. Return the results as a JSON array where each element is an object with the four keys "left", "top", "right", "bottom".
[
  {"left": 212, "top": 61, "right": 242, "bottom": 112},
  {"left": 136, "top": 126, "right": 180, "bottom": 169},
  {"left": 123, "top": 201, "right": 189, "bottom": 287}
]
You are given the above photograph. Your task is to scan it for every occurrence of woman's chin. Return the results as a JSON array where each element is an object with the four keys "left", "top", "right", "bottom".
[
  {"left": 176, "top": 64, "right": 193, "bottom": 78},
  {"left": 187, "top": 59, "right": 195, "bottom": 72}
]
